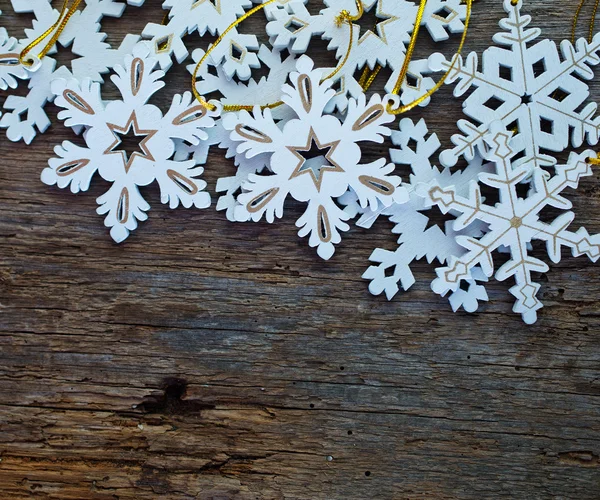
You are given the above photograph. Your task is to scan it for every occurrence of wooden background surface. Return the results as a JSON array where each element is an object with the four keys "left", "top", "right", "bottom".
[{"left": 1, "top": 0, "right": 600, "bottom": 498}]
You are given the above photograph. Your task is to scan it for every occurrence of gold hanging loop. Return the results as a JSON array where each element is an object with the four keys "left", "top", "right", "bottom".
[{"left": 19, "top": 0, "right": 83, "bottom": 70}]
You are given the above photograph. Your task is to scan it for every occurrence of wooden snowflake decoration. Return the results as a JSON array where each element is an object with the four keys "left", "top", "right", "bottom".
[
  {"left": 223, "top": 55, "right": 409, "bottom": 259},
  {"left": 431, "top": 0, "right": 600, "bottom": 174},
  {"left": 41, "top": 46, "right": 219, "bottom": 243},
  {"left": 0, "top": 0, "right": 142, "bottom": 143},
  {"left": 349, "top": 118, "right": 491, "bottom": 312},
  {"left": 420, "top": 122, "right": 600, "bottom": 324}
]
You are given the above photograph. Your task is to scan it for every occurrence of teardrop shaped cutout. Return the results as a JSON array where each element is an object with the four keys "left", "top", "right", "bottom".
[
  {"left": 117, "top": 188, "right": 130, "bottom": 224},
  {"left": 172, "top": 105, "right": 206, "bottom": 126},
  {"left": 131, "top": 57, "right": 144, "bottom": 96},
  {"left": 167, "top": 169, "right": 198, "bottom": 195},
  {"left": 247, "top": 187, "right": 280, "bottom": 213},
  {"left": 298, "top": 74, "right": 313, "bottom": 113},
  {"left": 0, "top": 53, "right": 20, "bottom": 66},
  {"left": 317, "top": 205, "right": 331, "bottom": 243},
  {"left": 352, "top": 104, "right": 385, "bottom": 131},
  {"left": 62, "top": 90, "right": 95, "bottom": 115},
  {"left": 235, "top": 123, "right": 273, "bottom": 144},
  {"left": 359, "top": 175, "right": 395, "bottom": 195},
  {"left": 57, "top": 158, "right": 90, "bottom": 176}
]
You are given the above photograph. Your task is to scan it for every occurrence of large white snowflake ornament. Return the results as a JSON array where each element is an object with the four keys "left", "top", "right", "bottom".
[
  {"left": 430, "top": 0, "right": 600, "bottom": 173},
  {"left": 223, "top": 55, "right": 409, "bottom": 259},
  {"left": 420, "top": 122, "right": 600, "bottom": 324},
  {"left": 266, "top": 0, "right": 466, "bottom": 110},
  {"left": 346, "top": 118, "right": 491, "bottom": 311},
  {"left": 41, "top": 46, "right": 219, "bottom": 242},
  {"left": 1, "top": 0, "right": 142, "bottom": 143}
]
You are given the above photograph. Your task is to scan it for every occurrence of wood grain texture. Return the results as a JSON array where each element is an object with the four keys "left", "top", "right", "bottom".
[{"left": 1, "top": 0, "right": 599, "bottom": 498}]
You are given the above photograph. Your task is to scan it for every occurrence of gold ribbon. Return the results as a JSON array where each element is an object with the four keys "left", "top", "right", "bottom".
[
  {"left": 19, "top": 0, "right": 83, "bottom": 68},
  {"left": 386, "top": 0, "right": 473, "bottom": 115},
  {"left": 191, "top": 0, "right": 364, "bottom": 112},
  {"left": 572, "top": 0, "right": 600, "bottom": 43}
]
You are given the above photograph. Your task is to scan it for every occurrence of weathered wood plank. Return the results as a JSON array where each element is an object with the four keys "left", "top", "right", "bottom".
[{"left": 1, "top": 0, "right": 599, "bottom": 498}]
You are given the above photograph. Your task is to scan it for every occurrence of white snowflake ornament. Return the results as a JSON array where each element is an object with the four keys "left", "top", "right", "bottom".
[
  {"left": 350, "top": 118, "right": 491, "bottom": 311},
  {"left": 430, "top": 0, "right": 600, "bottom": 173},
  {"left": 420, "top": 122, "right": 600, "bottom": 324},
  {"left": 41, "top": 46, "right": 219, "bottom": 243},
  {"left": 224, "top": 55, "right": 409, "bottom": 259},
  {"left": 1, "top": 0, "right": 142, "bottom": 143}
]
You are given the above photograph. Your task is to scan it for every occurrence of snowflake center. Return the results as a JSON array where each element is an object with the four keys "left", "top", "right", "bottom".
[
  {"left": 510, "top": 216, "right": 523, "bottom": 228},
  {"left": 356, "top": 4, "right": 393, "bottom": 43},
  {"left": 521, "top": 93, "right": 533, "bottom": 106},
  {"left": 288, "top": 130, "right": 343, "bottom": 190},
  {"left": 105, "top": 112, "right": 157, "bottom": 172}
]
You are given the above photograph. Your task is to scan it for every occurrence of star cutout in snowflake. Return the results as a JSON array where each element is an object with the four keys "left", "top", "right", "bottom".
[
  {"left": 430, "top": 0, "right": 600, "bottom": 174},
  {"left": 105, "top": 112, "right": 157, "bottom": 170},
  {"left": 223, "top": 55, "right": 409, "bottom": 259},
  {"left": 288, "top": 129, "right": 344, "bottom": 190},
  {"left": 41, "top": 46, "right": 219, "bottom": 242},
  {"left": 420, "top": 121, "right": 600, "bottom": 324}
]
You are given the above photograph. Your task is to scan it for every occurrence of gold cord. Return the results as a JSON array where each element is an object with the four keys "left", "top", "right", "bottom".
[
  {"left": 387, "top": 0, "right": 473, "bottom": 115},
  {"left": 191, "top": 0, "right": 363, "bottom": 112},
  {"left": 19, "top": 0, "right": 83, "bottom": 67},
  {"left": 571, "top": 0, "right": 599, "bottom": 43}
]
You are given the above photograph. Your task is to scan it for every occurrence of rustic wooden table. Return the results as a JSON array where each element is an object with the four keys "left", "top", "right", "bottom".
[{"left": 1, "top": 0, "right": 599, "bottom": 498}]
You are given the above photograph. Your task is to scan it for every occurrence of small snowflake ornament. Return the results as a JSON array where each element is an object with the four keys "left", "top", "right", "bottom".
[
  {"left": 430, "top": 0, "right": 600, "bottom": 174},
  {"left": 1, "top": 0, "right": 142, "bottom": 143},
  {"left": 223, "top": 55, "right": 409, "bottom": 259},
  {"left": 420, "top": 122, "right": 600, "bottom": 324},
  {"left": 41, "top": 46, "right": 219, "bottom": 242},
  {"left": 345, "top": 118, "right": 491, "bottom": 311}
]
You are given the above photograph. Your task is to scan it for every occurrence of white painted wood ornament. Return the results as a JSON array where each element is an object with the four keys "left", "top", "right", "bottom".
[
  {"left": 430, "top": 0, "right": 600, "bottom": 173},
  {"left": 1, "top": 0, "right": 142, "bottom": 143},
  {"left": 41, "top": 46, "right": 219, "bottom": 243},
  {"left": 140, "top": 0, "right": 273, "bottom": 80},
  {"left": 419, "top": 122, "right": 600, "bottom": 324},
  {"left": 347, "top": 118, "right": 491, "bottom": 312},
  {"left": 266, "top": 0, "right": 467, "bottom": 110},
  {"left": 223, "top": 56, "right": 409, "bottom": 259}
]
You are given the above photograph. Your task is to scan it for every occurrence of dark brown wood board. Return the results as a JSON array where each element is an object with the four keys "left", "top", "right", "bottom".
[{"left": 1, "top": 0, "right": 599, "bottom": 498}]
